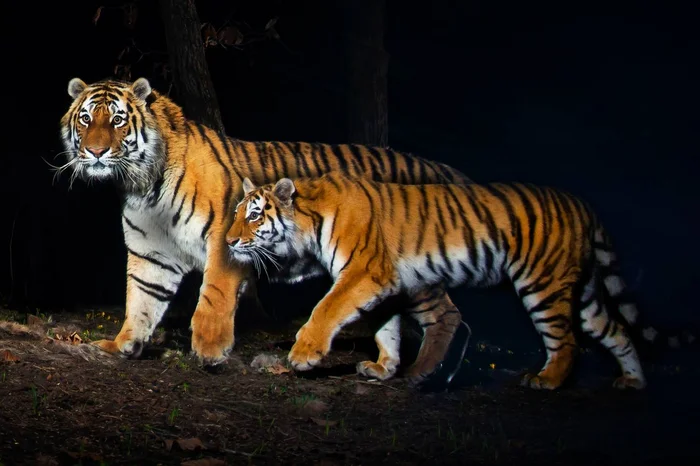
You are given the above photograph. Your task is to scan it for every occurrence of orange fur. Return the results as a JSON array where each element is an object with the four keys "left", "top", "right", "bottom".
[
  {"left": 226, "top": 173, "right": 647, "bottom": 390},
  {"left": 59, "top": 77, "right": 469, "bottom": 373}
]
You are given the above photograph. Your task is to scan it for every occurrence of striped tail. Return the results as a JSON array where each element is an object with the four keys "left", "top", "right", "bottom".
[{"left": 593, "top": 228, "right": 696, "bottom": 350}]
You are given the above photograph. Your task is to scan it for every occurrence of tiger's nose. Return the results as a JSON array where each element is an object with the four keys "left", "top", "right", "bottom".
[
  {"left": 227, "top": 238, "right": 240, "bottom": 248},
  {"left": 86, "top": 146, "right": 108, "bottom": 158}
]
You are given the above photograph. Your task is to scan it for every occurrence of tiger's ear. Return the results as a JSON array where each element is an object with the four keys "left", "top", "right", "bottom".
[
  {"left": 68, "top": 78, "right": 87, "bottom": 100},
  {"left": 242, "top": 177, "right": 257, "bottom": 195},
  {"left": 273, "top": 178, "right": 296, "bottom": 206},
  {"left": 131, "top": 78, "right": 152, "bottom": 101}
]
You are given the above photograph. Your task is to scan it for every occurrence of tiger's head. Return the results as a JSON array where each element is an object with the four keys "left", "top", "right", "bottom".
[
  {"left": 59, "top": 77, "right": 165, "bottom": 192},
  {"left": 226, "top": 177, "right": 299, "bottom": 271}
]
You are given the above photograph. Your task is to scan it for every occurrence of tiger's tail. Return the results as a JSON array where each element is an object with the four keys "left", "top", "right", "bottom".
[{"left": 593, "top": 226, "right": 696, "bottom": 351}]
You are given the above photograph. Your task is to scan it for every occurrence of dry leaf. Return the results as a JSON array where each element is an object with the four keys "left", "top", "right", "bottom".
[
  {"left": 164, "top": 439, "right": 174, "bottom": 451},
  {"left": 181, "top": 458, "right": 226, "bottom": 466},
  {"left": 203, "top": 409, "right": 227, "bottom": 423},
  {"left": 310, "top": 417, "right": 338, "bottom": 427},
  {"left": 69, "top": 332, "right": 83, "bottom": 345},
  {"left": 266, "top": 363, "right": 291, "bottom": 375},
  {"left": 27, "top": 314, "right": 43, "bottom": 327},
  {"left": 176, "top": 437, "right": 205, "bottom": 451},
  {"left": 2, "top": 350, "right": 20, "bottom": 363}
]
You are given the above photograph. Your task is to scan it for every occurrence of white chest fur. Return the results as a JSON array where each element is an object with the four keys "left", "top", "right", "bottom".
[{"left": 123, "top": 194, "right": 209, "bottom": 272}]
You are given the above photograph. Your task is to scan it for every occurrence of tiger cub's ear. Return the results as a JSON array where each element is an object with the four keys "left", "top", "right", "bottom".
[
  {"left": 68, "top": 78, "right": 87, "bottom": 99},
  {"left": 131, "top": 78, "right": 153, "bottom": 101},
  {"left": 273, "top": 178, "right": 296, "bottom": 206},
  {"left": 242, "top": 177, "right": 257, "bottom": 195}
]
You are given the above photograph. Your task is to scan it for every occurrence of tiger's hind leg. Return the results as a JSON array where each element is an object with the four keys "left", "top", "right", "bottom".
[
  {"left": 403, "top": 287, "right": 467, "bottom": 387},
  {"left": 356, "top": 314, "right": 401, "bottom": 380},
  {"left": 579, "top": 268, "right": 646, "bottom": 390},
  {"left": 518, "top": 277, "right": 580, "bottom": 390}
]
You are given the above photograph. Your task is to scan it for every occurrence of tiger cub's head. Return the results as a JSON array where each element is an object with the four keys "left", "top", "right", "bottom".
[
  {"left": 59, "top": 77, "right": 164, "bottom": 191},
  {"left": 226, "top": 178, "right": 298, "bottom": 269}
]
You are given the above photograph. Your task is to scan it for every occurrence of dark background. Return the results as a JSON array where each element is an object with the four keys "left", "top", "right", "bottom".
[{"left": 0, "top": 0, "right": 697, "bottom": 351}]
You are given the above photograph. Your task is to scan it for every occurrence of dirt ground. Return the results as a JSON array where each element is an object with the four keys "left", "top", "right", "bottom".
[{"left": 1, "top": 302, "right": 699, "bottom": 466}]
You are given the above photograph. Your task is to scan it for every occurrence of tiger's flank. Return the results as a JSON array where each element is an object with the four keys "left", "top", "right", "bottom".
[{"left": 226, "top": 173, "right": 648, "bottom": 390}]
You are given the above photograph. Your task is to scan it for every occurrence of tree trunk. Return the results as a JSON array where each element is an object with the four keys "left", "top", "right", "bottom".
[
  {"left": 341, "top": 0, "right": 389, "bottom": 147},
  {"left": 159, "top": 0, "right": 225, "bottom": 134}
]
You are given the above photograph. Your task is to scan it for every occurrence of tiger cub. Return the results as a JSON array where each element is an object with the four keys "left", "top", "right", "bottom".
[{"left": 225, "top": 173, "right": 647, "bottom": 390}]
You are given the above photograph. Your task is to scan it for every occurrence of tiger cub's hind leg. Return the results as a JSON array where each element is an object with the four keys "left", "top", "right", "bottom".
[
  {"left": 519, "top": 277, "right": 580, "bottom": 390},
  {"left": 356, "top": 314, "right": 401, "bottom": 381},
  {"left": 579, "top": 268, "right": 646, "bottom": 390}
]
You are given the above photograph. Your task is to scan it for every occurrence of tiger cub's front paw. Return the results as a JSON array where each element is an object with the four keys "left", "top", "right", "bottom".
[{"left": 287, "top": 324, "right": 329, "bottom": 371}]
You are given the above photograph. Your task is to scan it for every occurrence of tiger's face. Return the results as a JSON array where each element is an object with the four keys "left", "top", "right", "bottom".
[
  {"left": 226, "top": 178, "right": 297, "bottom": 271},
  {"left": 59, "top": 77, "right": 164, "bottom": 191}
]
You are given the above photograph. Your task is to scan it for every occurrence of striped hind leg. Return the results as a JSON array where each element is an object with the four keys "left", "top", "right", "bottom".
[
  {"left": 580, "top": 268, "right": 647, "bottom": 389},
  {"left": 403, "top": 287, "right": 466, "bottom": 385},
  {"left": 357, "top": 314, "right": 401, "bottom": 380},
  {"left": 519, "top": 282, "right": 579, "bottom": 390}
]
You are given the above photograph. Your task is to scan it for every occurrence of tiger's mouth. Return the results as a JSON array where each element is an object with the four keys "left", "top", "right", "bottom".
[
  {"left": 83, "top": 161, "right": 114, "bottom": 179},
  {"left": 227, "top": 246, "right": 255, "bottom": 264}
]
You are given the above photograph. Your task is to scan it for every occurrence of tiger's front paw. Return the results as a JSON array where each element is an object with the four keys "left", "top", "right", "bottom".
[
  {"left": 190, "top": 309, "right": 234, "bottom": 366},
  {"left": 92, "top": 337, "right": 144, "bottom": 359},
  {"left": 287, "top": 325, "right": 329, "bottom": 371},
  {"left": 613, "top": 374, "right": 646, "bottom": 390},
  {"left": 520, "top": 373, "right": 561, "bottom": 390},
  {"left": 356, "top": 360, "right": 398, "bottom": 381}
]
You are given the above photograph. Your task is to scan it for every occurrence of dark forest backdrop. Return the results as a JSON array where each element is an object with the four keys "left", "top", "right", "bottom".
[{"left": 0, "top": 0, "right": 697, "bottom": 351}]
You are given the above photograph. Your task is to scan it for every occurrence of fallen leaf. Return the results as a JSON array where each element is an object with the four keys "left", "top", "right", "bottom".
[
  {"left": 164, "top": 439, "right": 174, "bottom": 451},
  {"left": 176, "top": 437, "right": 206, "bottom": 451},
  {"left": 69, "top": 332, "right": 83, "bottom": 345},
  {"left": 203, "top": 409, "right": 226, "bottom": 422},
  {"left": 266, "top": 363, "right": 291, "bottom": 375},
  {"left": 27, "top": 314, "right": 43, "bottom": 327},
  {"left": 181, "top": 458, "right": 226, "bottom": 466},
  {"left": 1, "top": 350, "right": 20, "bottom": 363},
  {"left": 310, "top": 417, "right": 338, "bottom": 427}
]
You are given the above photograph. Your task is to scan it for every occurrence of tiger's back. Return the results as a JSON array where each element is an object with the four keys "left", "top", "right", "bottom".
[{"left": 229, "top": 172, "right": 646, "bottom": 390}]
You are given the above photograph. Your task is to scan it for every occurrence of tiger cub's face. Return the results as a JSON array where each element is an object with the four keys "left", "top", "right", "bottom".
[
  {"left": 59, "top": 77, "right": 162, "bottom": 190},
  {"left": 226, "top": 178, "right": 297, "bottom": 269}
]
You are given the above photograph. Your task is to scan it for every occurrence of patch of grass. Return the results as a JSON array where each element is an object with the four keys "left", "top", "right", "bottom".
[
  {"left": 29, "top": 385, "right": 47, "bottom": 416},
  {"left": 290, "top": 393, "right": 317, "bottom": 407},
  {"left": 168, "top": 407, "right": 180, "bottom": 426}
]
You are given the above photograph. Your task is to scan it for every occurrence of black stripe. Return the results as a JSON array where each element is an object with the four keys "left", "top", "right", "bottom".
[
  {"left": 129, "top": 273, "right": 175, "bottom": 299},
  {"left": 184, "top": 184, "right": 198, "bottom": 225},
  {"left": 171, "top": 170, "right": 186, "bottom": 208},
  {"left": 123, "top": 215, "right": 147, "bottom": 237},
  {"left": 127, "top": 248, "right": 181, "bottom": 275},
  {"left": 201, "top": 202, "right": 215, "bottom": 240},
  {"left": 172, "top": 195, "right": 185, "bottom": 226},
  {"left": 331, "top": 144, "right": 349, "bottom": 174}
]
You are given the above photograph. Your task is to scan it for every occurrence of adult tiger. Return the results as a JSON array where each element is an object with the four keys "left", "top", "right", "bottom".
[
  {"left": 225, "top": 174, "right": 648, "bottom": 390},
  {"left": 58, "top": 77, "right": 470, "bottom": 380}
]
